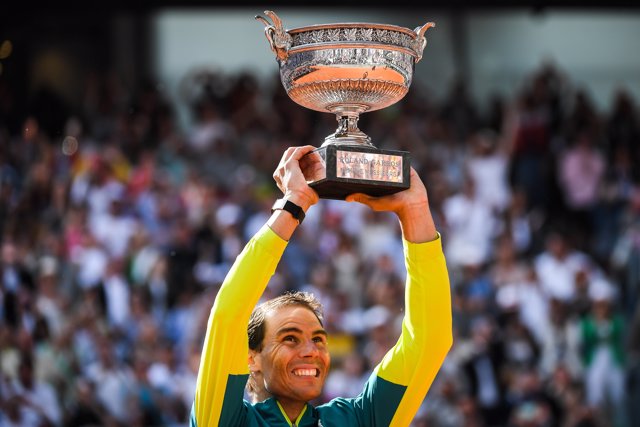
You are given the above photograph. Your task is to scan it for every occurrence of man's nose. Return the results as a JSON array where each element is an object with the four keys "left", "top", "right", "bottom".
[{"left": 299, "top": 339, "right": 319, "bottom": 356}]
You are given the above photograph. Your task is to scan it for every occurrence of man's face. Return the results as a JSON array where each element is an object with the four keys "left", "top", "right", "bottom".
[{"left": 250, "top": 305, "right": 330, "bottom": 405}]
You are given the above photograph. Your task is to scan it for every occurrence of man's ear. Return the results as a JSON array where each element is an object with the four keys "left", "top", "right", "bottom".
[{"left": 248, "top": 349, "right": 262, "bottom": 373}]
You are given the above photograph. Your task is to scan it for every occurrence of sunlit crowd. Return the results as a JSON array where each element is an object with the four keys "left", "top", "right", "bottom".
[{"left": 0, "top": 62, "right": 639, "bottom": 426}]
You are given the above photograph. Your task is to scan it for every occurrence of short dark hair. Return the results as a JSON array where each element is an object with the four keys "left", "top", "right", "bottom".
[{"left": 248, "top": 291, "right": 324, "bottom": 352}]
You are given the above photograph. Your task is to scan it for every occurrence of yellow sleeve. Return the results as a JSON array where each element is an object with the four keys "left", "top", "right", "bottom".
[
  {"left": 376, "top": 233, "right": 453, "bottom": 426},
  {"left": 192, "top": 224, "right": 288, "bottom": 427}
]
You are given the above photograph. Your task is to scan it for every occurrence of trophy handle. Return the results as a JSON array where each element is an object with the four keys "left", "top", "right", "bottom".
[
  {"left": 412, "top": 22, "right": 436, "bottom": 63},
  {"left": 255, "top": 10, "right": 292, "bottom": 62}
]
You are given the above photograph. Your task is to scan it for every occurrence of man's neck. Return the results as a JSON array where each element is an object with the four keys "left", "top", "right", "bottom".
[{"left": 276, "top": 399, "right": 307, "bottom": 425}]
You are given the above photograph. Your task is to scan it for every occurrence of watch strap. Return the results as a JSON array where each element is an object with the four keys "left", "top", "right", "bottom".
[{"left": 271, "top": 198, "right": 305, "bottom": 224}]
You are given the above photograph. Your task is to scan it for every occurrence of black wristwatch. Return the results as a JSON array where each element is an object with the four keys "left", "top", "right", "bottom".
[{"left": 271, "top": 198, "right": 305, "bottom": 224}]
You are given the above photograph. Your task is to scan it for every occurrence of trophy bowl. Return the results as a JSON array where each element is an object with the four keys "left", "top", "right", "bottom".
[{"left": 257, "top": 10, "right": 435, "bottom": 200}]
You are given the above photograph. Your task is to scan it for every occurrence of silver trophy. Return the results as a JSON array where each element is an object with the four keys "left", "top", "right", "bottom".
[{"left": 257, "top": 10, "right": 435, "bottom": 200}]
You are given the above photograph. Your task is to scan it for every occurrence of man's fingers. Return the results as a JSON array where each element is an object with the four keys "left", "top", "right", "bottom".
[
  {"left": 280, "top": 146, "right": 298, "bottom": 165},
  {"left": 293, "top": 145, "right": 317, "bottom": 159},
  {"left": 273, "top": 145, "right": 319, "bottom": 196},
  {"left": 277, "top": 146, "right": 317, "bottom": 175},
  {"left": 273, "top": 170, "right": 283, "bottom": 191},
  {"left": 345, "top": 193, "right": 364, "bottom": 203},
  {"left": 284, "top": 146, "right": 317, "bottom": 169},
  {"left": 279, "top": 146, "right": 317, "bottom": 180},
  {"left": 346, "top": 193, "right": 380, "bottom": 209},
  {"left": 280, "top": 145, "right": 315, "bottom": 165}
]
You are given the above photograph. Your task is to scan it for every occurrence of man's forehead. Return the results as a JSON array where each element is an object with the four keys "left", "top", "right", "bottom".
[{"left": 264, "top": 305, "right": 323, "bottom": 333}]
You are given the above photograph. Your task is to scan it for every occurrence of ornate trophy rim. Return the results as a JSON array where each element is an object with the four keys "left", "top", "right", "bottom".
[
  {"left": 287, "top": 23, "right": 427, "bottom": 60},
  {"left": 288, "top": 22, "right": 420, "bottom": 37},
  {"left": 256, "top": 11, "right": 435, "bottom": 63}
]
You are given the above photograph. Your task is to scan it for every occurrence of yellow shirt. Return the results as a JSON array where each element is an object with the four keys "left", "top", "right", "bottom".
[{"left": 192, "top": 224, "right": 452, "bottom": 426}]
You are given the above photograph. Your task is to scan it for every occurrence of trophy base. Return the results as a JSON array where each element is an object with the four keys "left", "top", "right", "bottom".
[{"left": 300, "top": 145, "right": 410, "bottom": 200}]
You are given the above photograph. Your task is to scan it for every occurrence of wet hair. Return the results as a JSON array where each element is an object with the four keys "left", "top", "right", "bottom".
[{"left": 247, "top": 291, "right": 324, "bottom": 352}]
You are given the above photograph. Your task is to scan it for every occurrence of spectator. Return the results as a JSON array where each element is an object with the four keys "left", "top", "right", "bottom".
[
  {"left": 442, "top": 174, "right": 498, "bottom": 271},
  {"left": 5, "top": 352, "right": 62, "bottom": 426},
  {"left": 504, "top": 86, "right": 553, "bottom": 212},
  {"left": 33, "top": 256, "right": 67, "bottom": 339},
  {"left": 495, "top": 264, "right": 549, "bottom": 346},
  {"left": 418, "top": 374, "right": 466, "bottom": 427},
  {"left": 556, "top": 128, "right": 606, "bottom": 250},
  {"left": 610, "top": 190, "right": 640, "bottom": 317},
  {"left": 488, "top": 234, "right": 530, "bottom": 289},
  {"left": 322, "top": 351, "right": 370, "bottom": 401},
  {"left": 580, "top": 286, "right": 628, "bottom": 426},
  {"left": 626, "top": 302, "right": 640, "bottom": 425},
  {"left": 64, "top": 378, "right": 112, "bottom": 427},
  {"left": 506, "top": 368, "right": 561, "bottom": 427},
  {"left": 464, "top": 128, "right": 512, "bottom": 215},
  {"left": 461, "top": 316, "right": 509, "bottom": 427},
  {"left": 533, "top": 230, "right": 595, "bottom": 303},
  {"left": 538, "top": 298, "right": 583, "bottom": 380},
  {"left": 1, "top": 240, "right": 35, "bottom": 329},
  {"left": 85, "top": 337, "right": 137, "bottom": 424}
]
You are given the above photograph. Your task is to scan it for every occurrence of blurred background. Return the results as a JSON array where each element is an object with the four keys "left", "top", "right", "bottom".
[{"left": 1, "top": 1, "right": 640, "bottom": 426}]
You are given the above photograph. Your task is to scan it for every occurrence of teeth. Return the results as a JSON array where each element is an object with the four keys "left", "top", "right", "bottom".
[{"left": 293, "top": 369, "right": 317, "bottom": 377}]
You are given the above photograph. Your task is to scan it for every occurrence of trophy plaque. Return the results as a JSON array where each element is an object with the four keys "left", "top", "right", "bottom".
[{"left": 257, "top": 10, "right": 435, "bottom": 200}]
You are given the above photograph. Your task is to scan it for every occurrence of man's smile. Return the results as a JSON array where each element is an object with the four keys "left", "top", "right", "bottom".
[{"left": 292, "top": 368, "right": 319, "bottom": 377}]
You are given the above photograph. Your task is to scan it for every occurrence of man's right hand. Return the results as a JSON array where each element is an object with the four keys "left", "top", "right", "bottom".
[
  {"left": 268, "top": 146, "right": 320, "bottom": 240},
  {"left": 272, "top": 145, "right": 320, "bottom": 212}
]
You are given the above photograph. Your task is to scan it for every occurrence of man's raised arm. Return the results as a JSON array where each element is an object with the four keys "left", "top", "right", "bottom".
[
  {"left": 346, "top": 168, "right": 453, "bottom": 426},
  {"left": 191, "top": 146, "right": 319, "bottom": 427}
]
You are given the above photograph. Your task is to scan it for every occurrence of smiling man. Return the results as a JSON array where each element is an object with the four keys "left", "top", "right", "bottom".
[{"left": 190, "top": 146, "right": 453, "bottom": 427}]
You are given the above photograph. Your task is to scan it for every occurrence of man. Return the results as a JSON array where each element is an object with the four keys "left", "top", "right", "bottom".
[{"left": 190, "top": 145, "right": 452, "bottom": 426}]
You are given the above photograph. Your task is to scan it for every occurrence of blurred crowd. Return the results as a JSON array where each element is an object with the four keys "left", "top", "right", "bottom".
[{"left": 0, "top": 61, "right": 640, "bottom": 427}]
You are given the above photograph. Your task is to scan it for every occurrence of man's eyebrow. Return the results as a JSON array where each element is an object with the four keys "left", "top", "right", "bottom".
[
  {"left": 276, "top": 327, "right": 302, "bottom": 337},
  {"left": 276, "top": 327, "right": 328, "bottom": 337}
]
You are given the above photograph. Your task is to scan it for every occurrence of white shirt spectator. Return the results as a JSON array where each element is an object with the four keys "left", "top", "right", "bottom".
[
  {"left": 0, "top": 399, "right": 42, "bottom": 427},
  {"left": 88, "top": 204, "right": 138, "bottom": 259},
  {"left": 534, "top": 243, "right": 592, "bottom": 302},
  {"left": 357, "top": 213, "right": 404, "bottom": 276},
  {"left": 465, "top": 130, "right": 512, "bottom": 213},
  {"left": 86, "top": 359, "right": 137, "bottom": 423},
  {"left": 442, "top": 179, "right": 498, "bottom": 269},
  {"left": 495, "top": 275, "right": 550, "bottom": 345},
  {"left": 9, "top": 376, "right": 62, "bottom": 426},
  {"left": 538, "top": 304, "right": 584, "bottom": 379},
  {"left": 103, "top": 268, "right": 131, "bottom": 329},
  {"left": 71, "top": 234, "right": 109, "bottom": 289}
]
